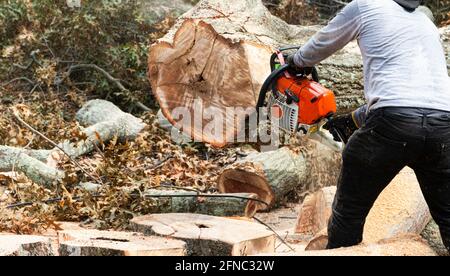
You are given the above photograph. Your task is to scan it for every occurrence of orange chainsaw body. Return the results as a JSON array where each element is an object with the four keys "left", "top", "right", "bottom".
[{"left": 275, "top": 76, "right": 337, "bottom": 125}]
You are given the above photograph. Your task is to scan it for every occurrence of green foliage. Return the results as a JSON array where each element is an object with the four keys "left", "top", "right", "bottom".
[{"left": 0, "top": 0, "right": 168, "bottom": 110}]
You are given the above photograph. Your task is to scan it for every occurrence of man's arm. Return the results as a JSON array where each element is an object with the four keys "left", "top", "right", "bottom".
[{"left": 294, "top": 0, "right": 362, "bottom": 67}]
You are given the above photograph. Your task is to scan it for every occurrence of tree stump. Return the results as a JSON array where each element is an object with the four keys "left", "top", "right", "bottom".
[
  {"left": 131, "top": 213, "right": 275, "bottom": 256},
  {"left": 0, "top": 235, "right": 53, "bottom": 256},
  {"left": 58, "top": 229, "right": 187, "bottom": 256}
]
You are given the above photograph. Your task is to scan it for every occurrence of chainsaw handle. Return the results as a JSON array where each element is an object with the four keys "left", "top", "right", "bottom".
[{"left": 256, "top": 64, "right": 290, "bottom": 111}]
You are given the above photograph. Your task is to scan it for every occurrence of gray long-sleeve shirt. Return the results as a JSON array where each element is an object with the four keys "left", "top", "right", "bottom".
[{"left": 294, "top": 0, "right": 450, "bottom": 125}]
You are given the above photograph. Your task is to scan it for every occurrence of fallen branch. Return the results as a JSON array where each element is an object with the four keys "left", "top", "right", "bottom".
[
  {"left": 66, "top": 64, "right": 151, "bottom": 112},
  {"left": 0, "top": 146, "right": 64, "bottom": 186},
  {"left": 12, "top": 108, "right": 100, "bottom": 184},
  {"left": 68, "top": 64, "right": 128, "bottom": 92},
  {"left": 1, "top": 100, "right": 145, "bottom": 186},
  {"left": 1, "top": 77, "right": 35, "bottom": 88}
]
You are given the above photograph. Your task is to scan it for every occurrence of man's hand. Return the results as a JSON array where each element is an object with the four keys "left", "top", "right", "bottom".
[
  {"left": 323, "top": 112, "right": 359, "bottom": 144},
  {"left": 286, "top": 54, "right": 316, "bottom": 80}
]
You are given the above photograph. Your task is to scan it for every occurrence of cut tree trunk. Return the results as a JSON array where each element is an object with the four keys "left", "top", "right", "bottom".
[
  {"left": 217, "top": 147, "right": 307, "bottom": 210},
  {"left": 130, "top": 213, "right": 276, "bottom": 256},
  {"left": 0, "top": 235, "right": 53, "bottom": 256},
  {"left": 144, "top": 190, "right": 259, "bottom": 217},
  {"left": 295, "top": 168, "right": 432, "bottom": 244},
  {"left": 58, "top": 229, "right": 187, "bottom": 256},
  {"left": 149, "top": 0, "right": 450, "bottom": 147},
  {"left": 148, "top": 0, "right": 364, "bottom": 147},
  {"left": 258, "top": 234, "right": 437, "bottom": 256},
  {"left": 217, "top": 140, "right": 342, "bottom": 210}
]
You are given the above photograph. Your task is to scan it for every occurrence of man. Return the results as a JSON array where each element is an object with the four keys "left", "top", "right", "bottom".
[{"left": 288, "top": 0, "right": 450, "bottom": 251}]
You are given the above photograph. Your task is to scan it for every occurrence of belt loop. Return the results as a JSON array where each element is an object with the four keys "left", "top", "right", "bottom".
[{"left": 422, "top": 114, "right": 427, "bottom": 128}]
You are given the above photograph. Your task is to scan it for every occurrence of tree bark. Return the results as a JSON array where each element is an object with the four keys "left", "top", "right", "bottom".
[
  {"left": 144, "top": 190, "right": 259, "bottom": 217},
  {"left": 217, "top": 141, "right": 341, "bottom": 210},
  {"left": 421, "top": 220, "right": 449, "bottom": 256},
  {"left": 148, "top": 0, "right": 364, "bottom": 147},
  {"left": 58, "top": 229, "right": 187, "bottom": 256},
  {"left": 295, "top": 168, "right": 432, "bottom": 244},
  {"left": 259, "top": 234, "right": 437, "bottom": 256},
  {"left": 130, "top": 213, "right": 276, "bottom": 256}
]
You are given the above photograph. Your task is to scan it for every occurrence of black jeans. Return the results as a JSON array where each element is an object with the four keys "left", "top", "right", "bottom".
[{"left": 327, "top": 107, "right": 450, "bottom": 253}]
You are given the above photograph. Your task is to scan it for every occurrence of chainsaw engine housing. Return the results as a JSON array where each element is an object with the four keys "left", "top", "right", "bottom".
[
  {"left": 257, "top": 48, "right": 338, "bottom": 135},
  {"left": 273, "top": 75, "right": 337, "bottom": 126}
]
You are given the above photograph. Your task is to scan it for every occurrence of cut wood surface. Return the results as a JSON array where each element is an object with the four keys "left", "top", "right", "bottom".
[
  {"left": 58, "top": 229, "right": 187, "bottom": 256},
  {"left": 144, "top": 190, "right": 259, "bottom": 217},
  {"left": 364, "top": 168, "right": 431, "bottom": 242},
  {"left": 148, "top": 0, "right": 364, "bottom": 147},
  {"left": 0, "top": 235, "right": 53, "bottom": 256},
  {"left": 218, "top": 141, "right": 341, "bottom": 210},
  {"left": 258, "top": 234, "right": 437, "bottom": 256},
  {"left": 295, "top": 168, "right": 432, "bottom": 244},
  {"left": 295, "top": 186, "right": 336, "bottom": 236},
  {"left": 130, "top": 213, "right": 275, "bottom": 256}
]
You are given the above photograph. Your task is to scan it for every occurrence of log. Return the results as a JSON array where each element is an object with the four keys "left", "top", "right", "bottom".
[
  {"left": 0, "top": 100, "right": 145, "bottom": 186},
  {"left": 0, "top": 146, "right": 51, "bottom": 162},
  {"left": 59, "top": 99, "right": 146, "bottom": 158},
  {"left": 0, "top": 146, "right": 64, "bottom": 186},
  {"left": 218, "top": 147, "right": 306, "bottom": 210},
  {"left": 148, "top": 0, "right": 364, "bottom": 147},
  {"left": 295, "top": 168, "right": 432, "bottom": 244},
  {"left": 58, "top": 229, "right": 187, "bottom": 256},
  {"left": 217, "top": 141, "right": 342, "bottom": 210},
  {"left": 0, "top": 235, "right": 53, "bottom": 256},
  {"left": 144, "top": 190, "right": 260, "bottom": 217},
  {"left": 258, "top": 234, "right": 437, "bottom": 256},
  {"left": 130, "top": 213, "right": 276, "bottom": 256}
]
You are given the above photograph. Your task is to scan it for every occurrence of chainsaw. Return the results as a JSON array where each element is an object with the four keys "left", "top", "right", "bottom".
[{"left": 256, "top": 47, "right": 345, "bottom": 151}]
